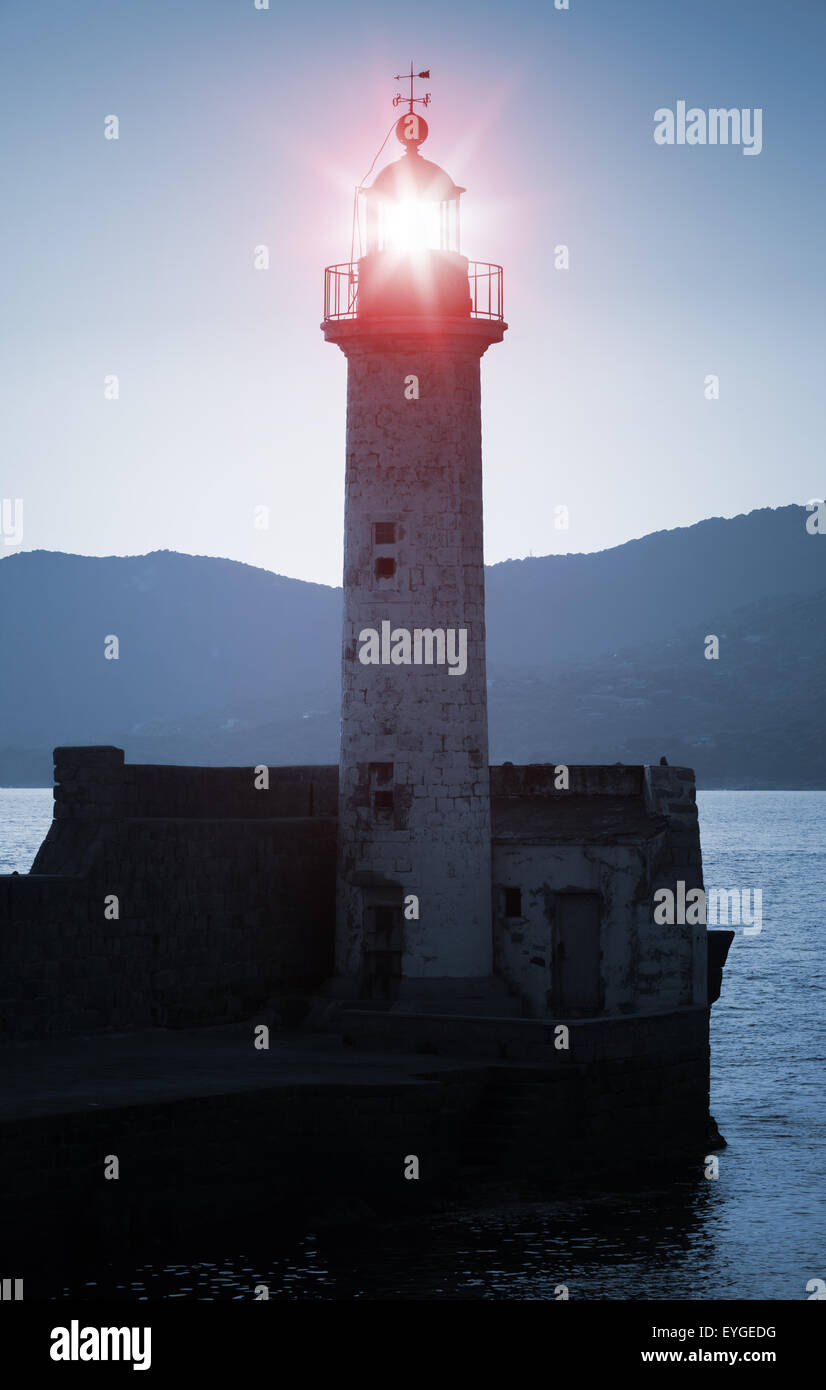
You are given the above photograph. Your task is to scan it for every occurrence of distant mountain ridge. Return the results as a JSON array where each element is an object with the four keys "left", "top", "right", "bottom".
[
  {"left": 484, "top": 505, "right": 825, "bottom": 671},
  {"left": 1, "top": 505, "right": 823, "bottom": 787}
]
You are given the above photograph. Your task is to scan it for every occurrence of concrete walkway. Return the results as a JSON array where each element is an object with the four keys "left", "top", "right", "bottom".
[{"left": 0, "top": 1024, "right": 496, "bottom": 1123}]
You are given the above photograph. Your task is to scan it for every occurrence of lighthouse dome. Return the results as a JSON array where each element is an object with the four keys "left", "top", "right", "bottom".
[{"left": 365, "top": 149, "right": 465, "bottom": 204}]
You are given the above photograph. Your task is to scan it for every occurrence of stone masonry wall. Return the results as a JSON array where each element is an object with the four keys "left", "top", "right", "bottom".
[
  {"left": 335, "top": 328, "right": 500, "bottom": 983},
  {"left": 1, "top": 1010, "right": 711, "bottom": 1272},
  {"left": 0, "top": 1074, "right": 479, "bottom": 1271},
  {"left": 344, "top": 1005, "right": 712, "bottom": 1179},
  {"left": 644, "top": 764, "right": 707, "bottom": 1006},
  {"left": 0, "top": 748, "right": 336, "bottom": 1042}
]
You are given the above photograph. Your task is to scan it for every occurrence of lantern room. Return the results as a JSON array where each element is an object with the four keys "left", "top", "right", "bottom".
[
  {"left": 322, "top": 70, "right": 504, "bottom": 327},
  {"left": 356, "top": 110, "right": 472, "bottom": 319},
  {"left": 362, "top": 112, "right": 465, "bottom": 256}
]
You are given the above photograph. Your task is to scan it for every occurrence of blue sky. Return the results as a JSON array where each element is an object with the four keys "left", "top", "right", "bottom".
[{"left": 1, "top": 0, "right": 823, "bottom": 585}]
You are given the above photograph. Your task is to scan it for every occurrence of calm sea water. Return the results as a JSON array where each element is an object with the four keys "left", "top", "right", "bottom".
[
  {"left": 1, "top": 787, "right": 824, "bottom": 1300},
  {"left": 0, "top": 787, "right": 53, "bottom": 874}
]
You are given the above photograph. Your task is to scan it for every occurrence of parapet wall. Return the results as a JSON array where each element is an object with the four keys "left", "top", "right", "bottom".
[
  {"left": 44, "top": 746, "right": 337, "bottom": 832},
  {"left": 491, "top": 762, "right": 646, "bottom": 799},
  {"left": 38, "top": 749, "right": 675, "bottom": 839}
]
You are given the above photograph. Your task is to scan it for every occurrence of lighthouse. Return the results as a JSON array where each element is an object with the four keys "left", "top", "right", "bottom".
[{"left": 322, "top": 70, "right": 506, "bottom": 1005}]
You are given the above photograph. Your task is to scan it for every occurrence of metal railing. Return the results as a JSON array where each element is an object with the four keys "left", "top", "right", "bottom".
[
  {"left": 467, "top": 261, "right": 504, "bottom": 320},
  {"left": 324, "top": 262, "right": 360, "bottom": 321},
  {"left": 323, "top": 259, "right": 504, "bottom": 322}
]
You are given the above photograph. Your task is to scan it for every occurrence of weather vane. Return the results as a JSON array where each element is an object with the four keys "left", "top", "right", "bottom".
[{"left": 393, "top": 63, "right": 431, "bottom": 113}]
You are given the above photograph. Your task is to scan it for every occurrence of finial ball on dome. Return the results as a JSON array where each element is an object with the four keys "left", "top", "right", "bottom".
[{"left": 396, "top": 111, "right": 428, "bottom": 149}]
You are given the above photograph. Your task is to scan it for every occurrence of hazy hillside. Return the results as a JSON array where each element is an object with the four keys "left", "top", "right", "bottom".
[
  {"left": 1, "top": 505, "right": 823, "bottom": 787},
  {"left": 0, "top": 549, "right": 340, "bottom": 744}
]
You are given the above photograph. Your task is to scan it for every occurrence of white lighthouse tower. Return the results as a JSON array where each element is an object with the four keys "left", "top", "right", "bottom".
[{"left": 322, "top": 70, "right": 506, "bottom": 1005}]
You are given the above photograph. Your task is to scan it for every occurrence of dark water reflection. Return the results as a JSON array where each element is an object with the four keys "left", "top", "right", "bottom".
[{"left": 59, "top": 1180, "right": 731, "bottom": 1301}]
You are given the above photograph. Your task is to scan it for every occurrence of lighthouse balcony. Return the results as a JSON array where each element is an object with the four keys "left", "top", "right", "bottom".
[{"left": 323, "top": 255, "right": 504, "bottom": 323}]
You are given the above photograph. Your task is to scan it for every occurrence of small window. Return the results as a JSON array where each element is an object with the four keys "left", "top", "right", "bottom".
[
  {"left": 373, "top": 790, "right": 394, "bottom": 815},
  {"left": 374, "top": 522, "right": 396, "bottom": 545},
  {"left": 374, "top": 556, "right": 396, "bottom": 580},
  {"left": 504, "top": 887, "right": 522, "bottom": 918},
  {"left": 369, "top": 762, "right": 394, "bottom": 785}
]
